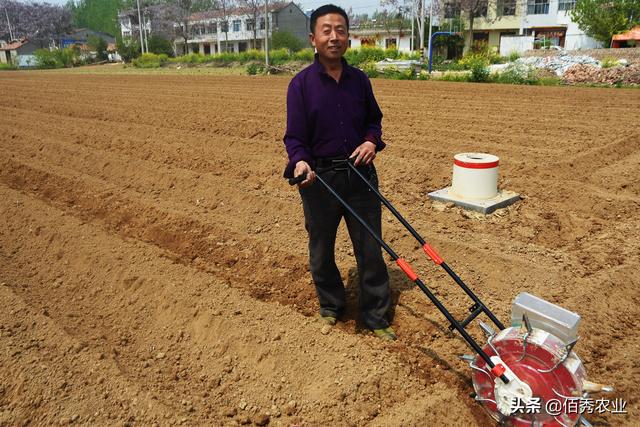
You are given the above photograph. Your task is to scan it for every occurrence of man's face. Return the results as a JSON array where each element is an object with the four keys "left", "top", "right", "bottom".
[{"left": 309, "top": 13, "right": 348, "bottom": 61}]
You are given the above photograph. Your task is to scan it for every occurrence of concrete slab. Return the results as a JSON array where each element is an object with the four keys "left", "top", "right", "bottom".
[{"left": 428, "top": 187, "right": 520, "bottom": 215}]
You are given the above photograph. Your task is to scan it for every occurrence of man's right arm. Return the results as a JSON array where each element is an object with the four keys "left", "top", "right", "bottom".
[{"left": 283, "top": 79, "right": 313, "bottom": 179}]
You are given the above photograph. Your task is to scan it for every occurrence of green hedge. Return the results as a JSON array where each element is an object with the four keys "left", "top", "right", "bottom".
[
  {"left": 34, "top": 48, "right": 83, "bottom": 69},
  {"left": 132, "top": 53, "right": 169, "bottom": 68}
]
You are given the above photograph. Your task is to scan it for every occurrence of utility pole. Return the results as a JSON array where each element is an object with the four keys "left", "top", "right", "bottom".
[
  {"left": 427, "top": 0, "right": 433, "bottom": 66},
  {"left": 419, "top": 0, "right": 425, "bottom": 61},
  {"left": 264, "top": 0, "right": 269, "bottom": 69},
  {"left": 136, "top": 0, "right": 145, "bottom": 54},
  {"left": 410, "top": 0, "right": 414, "bottom": 52},
  {"left": 143, "top": 12, "right": 149, "bottom": 54},
  {"left": 4, "top": 7, "right": 14, "bottom": 41}
]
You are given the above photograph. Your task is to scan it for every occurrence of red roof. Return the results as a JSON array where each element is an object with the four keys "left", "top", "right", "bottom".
[
  {"left": 612, "top": 26, "right": 640, "bottom": 41},
  {"left": 0, "top": 38, "right": 28, "bottom": 51}
]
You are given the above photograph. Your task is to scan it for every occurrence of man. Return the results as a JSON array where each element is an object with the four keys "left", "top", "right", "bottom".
[{"left": 283, "top": 4, "right": 396, "bottom": 341}]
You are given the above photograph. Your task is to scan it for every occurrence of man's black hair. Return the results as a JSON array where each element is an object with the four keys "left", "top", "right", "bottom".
[{"left": 310, "top": 4, "right": 349, "bottom": 34}]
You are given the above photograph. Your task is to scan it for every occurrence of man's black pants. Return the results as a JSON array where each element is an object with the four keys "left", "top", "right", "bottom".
[{"left": 299, "top": 164, "right": 391, "bottom": 330}]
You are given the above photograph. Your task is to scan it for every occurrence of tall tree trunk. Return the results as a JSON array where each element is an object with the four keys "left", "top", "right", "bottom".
[
  {"left": 253, "top": 10, "right": 258, "bottom": 49},
  {"left": 466, "top": 11, "right": 474, "bottom": 53}
]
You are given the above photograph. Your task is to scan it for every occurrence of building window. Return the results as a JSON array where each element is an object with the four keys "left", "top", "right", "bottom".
[
  {"left": 221, "top": 21, "right": 229, "bottom": 32},
  {"left": 259, "top": 17, "right": 266, "bottom": 30},
  {"left": 527, "top": 0, "right": 549, "bottom": 14},
  {"left": 558, "top": 0, "right": 576, "bottom": 11},
  {"left": 475, "top": 0, "right": 488, "bottom": 17},
  {"left": 233, "top": 20, "right": 241, "bottom": 32},
  {"left": 246, "top": 19, "right": 255, "bottom": 31},
  {"left": 496, "top": 0, "right": 516, "bottom": 16},
  {"left": 212, "top": 22, "right": 217, "bottom": 33},
  {"left": 444, "top": 1, "right": 461, "bottom": 19},
  {"left": 385, "top": 38, "right": 397, "bottom": 48}
]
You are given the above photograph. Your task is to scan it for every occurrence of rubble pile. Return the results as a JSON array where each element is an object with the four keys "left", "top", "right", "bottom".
[
  {"left": 562, "top": 63, "right": 640, "bottom": 85},
  {"left": 516, "top": 55, "right": 600, "bottom": 76}
]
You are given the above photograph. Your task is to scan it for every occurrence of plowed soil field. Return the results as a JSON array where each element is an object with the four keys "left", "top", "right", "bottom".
[{"left": 0, "top": 71, "right": 638, "bottom": 426}]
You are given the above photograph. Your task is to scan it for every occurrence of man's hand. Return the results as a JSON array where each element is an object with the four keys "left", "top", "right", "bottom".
[
  {"left": 350, "top": 141, "right": 376, "bottom": 166},
  {"left": 294, "top": 160, "right": 316, "bottom": 188}
]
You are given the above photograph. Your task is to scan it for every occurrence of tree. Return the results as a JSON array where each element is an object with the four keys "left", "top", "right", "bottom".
[
  {"left": 380, "top": 0, "right": 411, "bottom": 42},
  {"left": 239, "top": 0, "right": 262, "bottom": 49},
  {"left": 67, "top": 0, "right": 122, "bottom": 36},
  {"left": 88, "top": 34, "right": 108, "bottom": 60},
  {"left": 217, "top": 0, "right": 234, "bottom": 52},
  {"left": 170, "top": 0, "right": 223, "bottom": 54},
  {"left": 1, "top": 0, "right": 73, "bottom": 45},
  {"left": 271, "top": 30, "right": 302, "bottom": 51},
  {"left": 116, "top": 36, "right": 140, "bottom": 61},
  {"left": 571, "top": 0, "right": 640, "bottom": 46},
  {"left": 147, "top": 34, "right": 173, "bottom": 54},
  {"left": 457, "top": 0, "right": 488, "bottom": 51}
]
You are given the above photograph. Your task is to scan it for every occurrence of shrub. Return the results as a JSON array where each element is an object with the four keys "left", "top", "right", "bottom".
[
  {"left": 508, "top": 51, "right": 520, "bottom": 62},
  {"left": 34, "top": 47, "right": 81, "bottom": 69},
  {"left": 88, "top": 36, "right": 108, "bottom": 61},
  {"left": 292, "top": 48, "right": 314, "bottom": 62},
  {"left": 0, "top": 62, "right": 18, "bottom": 70},
  {"left": 344, "top": 46, "right": 387, "bottom": 66},
  {"left": 417, "top": 70, "right": 429, "bottom": 80},
  {"left": 148, "top": 36, "right": 174, "bottom": 57},
  {"left": 537, "top": 76, "right": 562, "bottom": 86},
  {"left": 116, "top": 38, "right": 141, "bottom": 63},
  {"left": 436, "top": 72, "right": 469, "bottom": 82},
  {"left": 238, "top": 49, "right": 263, "bottom": 62},
  {"left": 601, "top": 57, "right": 619, "bottom": 69},
  {"left": 246, "top": 62, "right": 264, "bottom": 75},
  {"left": 35, "top": 49, "right": 61, "bottom": 68},
  {"left": 383, "top": 66, "right": 415, "bottom": 80},
  {"left": 467, "top": 56, "right": 490, "bottom": 82},
  {"left": 491, "top": 63, "right": 537, "bottom": 85},
  {"left": 272, "top": 31, "right": 304, "bottom": 52},
  {"left": 269, "top": 48, "right": 291, "bottom": 65},
  {"left": 470, "top": 64, "right": 490, "bottom": 82},
  {"left": 132, "top": 53, "right": 168, "bottom": 68},
  {"left": 359, "top": 61, "right": 379, "bottom": 78}
]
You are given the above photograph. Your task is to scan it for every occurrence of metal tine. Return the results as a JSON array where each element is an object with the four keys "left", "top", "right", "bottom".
[
  {"left": 522, "top": 312, "right": 532, "bottom": 334},
  {"left": 459, "top": 354, "right": 475, "bottom": 363},
  {"left": 517, "top": 313, "right": 532, "bottom": 362},
  {"left": 579, "top": 416, "right": 594, "bottom": 427},
  {"left": 553, "top": 415, "right": 572, "bottom": 427},
  {"left": 479, "top": 321, "right": 496, "bottom": 338},
  {"left": 538, "top": 337, "right": 579, "bottom": 373}
]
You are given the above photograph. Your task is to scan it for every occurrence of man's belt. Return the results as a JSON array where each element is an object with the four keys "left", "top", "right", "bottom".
[{"left": 315, "top": 156, "right": 351, "bottom": 170}]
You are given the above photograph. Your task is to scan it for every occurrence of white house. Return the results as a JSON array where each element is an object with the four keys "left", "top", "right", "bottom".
[
  {"left": 118, "top": 2, "right": 309, "bottom": 55},
  {"left": 349, "top": 25, "right": 412, "bottom": 53},
  {"left": 176, "top": 2, "right": 308, "bottom": 55},
  {"left": 452, "top": 0, "right": 602, "bottom": 55}
]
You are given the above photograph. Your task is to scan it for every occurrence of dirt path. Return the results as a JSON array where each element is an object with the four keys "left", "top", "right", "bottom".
[{"left": 0, "top": 72, "right": 638, "bottom": 426}]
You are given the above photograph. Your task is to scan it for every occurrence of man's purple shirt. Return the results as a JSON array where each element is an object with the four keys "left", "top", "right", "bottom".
[{"left": 282, "top": 55, "right": 385, "bottom": 178}]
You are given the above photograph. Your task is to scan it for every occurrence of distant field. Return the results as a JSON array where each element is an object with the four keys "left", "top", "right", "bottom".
[{"left": 37, "top": 62, "right": 248, "bottom": 75}]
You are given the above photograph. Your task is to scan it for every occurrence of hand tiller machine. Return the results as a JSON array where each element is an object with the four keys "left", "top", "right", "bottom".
[{"left": 289, "top": 159, "right": 612, "bottom": 427}]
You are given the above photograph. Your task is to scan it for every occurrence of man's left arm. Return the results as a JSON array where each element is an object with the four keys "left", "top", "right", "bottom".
[
  {"left": 363, "top": 77, "right": 386, "bottom": 152},
  {"left": 350, "top": 76, "right": 386, "bottom": 166}
]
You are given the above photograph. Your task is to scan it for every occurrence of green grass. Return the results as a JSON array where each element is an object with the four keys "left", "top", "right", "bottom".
[{"left": 32, "top": 63, "right": 247, "bottom": 75}]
